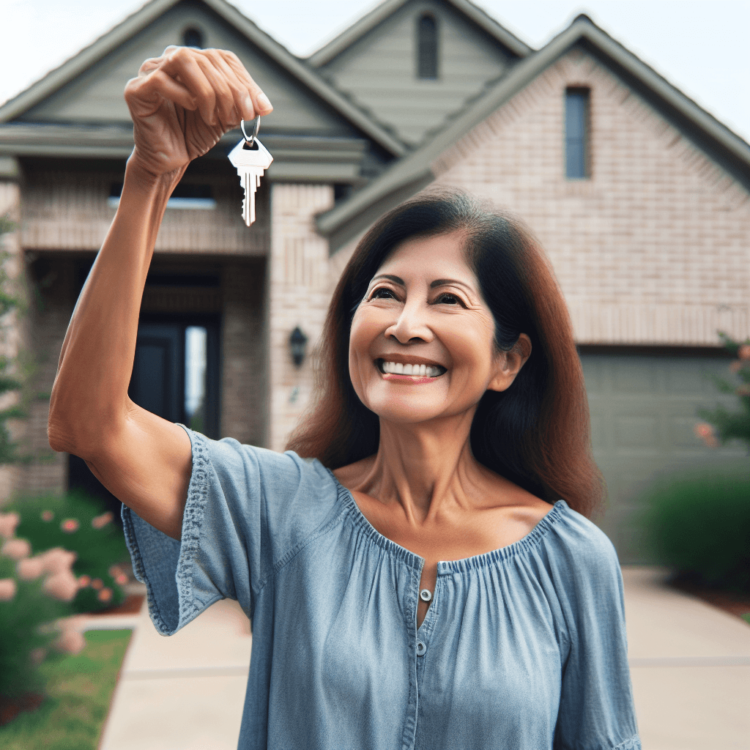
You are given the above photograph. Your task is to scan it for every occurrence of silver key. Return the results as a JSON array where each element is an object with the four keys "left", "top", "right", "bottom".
[{"left": 228, "top": 136, "right": 273, "bottom": 226}]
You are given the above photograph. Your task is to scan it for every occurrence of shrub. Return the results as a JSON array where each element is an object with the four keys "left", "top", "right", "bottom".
[
  {"left": 0, "top": 511, "right": 83, "bottom": 701},
  {"left": 643, "top": 469, "right": 750, "bottom": 593},
  {"left": 5, "top": 491, "right": 130, "bottom": 613}
]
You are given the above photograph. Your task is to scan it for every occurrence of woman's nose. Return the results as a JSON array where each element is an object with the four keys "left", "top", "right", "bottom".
[{"left": 385, "top": 301, "right": 433, "bottom": 344}]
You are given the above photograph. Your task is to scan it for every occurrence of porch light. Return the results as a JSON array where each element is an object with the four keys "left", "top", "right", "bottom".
[{"left": 289, "top": 326, "right": 308, "bottom": 368}]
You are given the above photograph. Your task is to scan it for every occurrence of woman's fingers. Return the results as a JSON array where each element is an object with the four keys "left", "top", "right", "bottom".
[
  {"left": 125, "top": 68, "right": 197, "bottom": 116},
  {"left": 160, "top": 47, "right": 217, "bottom": 125},
  {"left": 221, "top": 50, "right": 273, "bottom": 116}
]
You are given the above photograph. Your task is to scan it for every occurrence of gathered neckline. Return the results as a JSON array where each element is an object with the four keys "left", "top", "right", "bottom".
[{"left": 323, "top": 466, "right": 568, "bottom": 574}]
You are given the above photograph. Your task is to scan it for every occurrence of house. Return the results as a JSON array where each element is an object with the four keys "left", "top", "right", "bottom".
[{"left": 0, "top": 0, "right": 747, "bottom": 561}]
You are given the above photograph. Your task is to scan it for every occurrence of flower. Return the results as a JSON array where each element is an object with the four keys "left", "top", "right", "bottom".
[
  {"left": 17, "top": 556, "right": 45, "bottom": 580},
  {"left": 77, "top": 574, "right": 91, "bottom": 588},
  {"left": 98, "top": 587, "right": 113, "bottom": 603},
  {"left": 40, "top": 547, "right": 76, "bottom": 575},
  {"left": 61, "top": 518, "right": 80, "bottom": 533},
  {"left": 53, "top": 629, "right": 86, "bottom": 655},
  {"left": 0, "top": 578, "right": 17, "bottom": 601},
  {"left": 0, "top": 512, "right": 20, "bottom": 539},
  {"left": 92, "top": 512, "right": 114, "bottom": 529},
  {"left": 694, "top": 422, "right": 719, "bottom": 448},
  {"left": 738, "top": 344, "right": 750, "bottom": 360},
  {"left": 41, "top": 510, "right": 54, "bottom": 522},
  {"left": 108, "top": 565, "right": 122, "bottom": 578},
  {"left": 115, "top": 573, "right": 128, "bottom": 586},
  {"left": 43, "top": 571, "right": 79, "bottom": 601},
  {"left": 1, "top": 538, "right": 31, "bottom": 560},
  {"left": 91, "top": 578, "right": 104, "bottom": 590}
]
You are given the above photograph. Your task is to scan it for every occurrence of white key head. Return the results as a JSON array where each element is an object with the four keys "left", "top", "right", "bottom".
[{"left": 228, "top": 137, "right": 273, "bottom": 171}]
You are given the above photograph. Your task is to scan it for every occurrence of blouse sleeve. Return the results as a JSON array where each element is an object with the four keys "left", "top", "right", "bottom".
[
  {"left": 551, "top": 512, "right": 642, "bottom": 750},
  {"left": 121, "top": 424, "right": 338, "bottom": 636}
]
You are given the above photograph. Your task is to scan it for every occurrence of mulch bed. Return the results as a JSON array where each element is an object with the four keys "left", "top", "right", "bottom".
[
  {"left": 88, "top": 594, "right": 145, "bottom": 617},
  {"left": 669, "top": 576, "right": 750, "bottom": 620}
]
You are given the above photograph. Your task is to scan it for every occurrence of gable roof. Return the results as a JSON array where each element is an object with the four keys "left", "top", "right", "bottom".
[
  {"left": 317, "top": 13, "right": 750, "bottom": 252},
  {"left": 0, "top": 0, "right": 406, "bottom": 157},
  {"left": 308, "top": 0, "right": 533, "bottom": 67}
]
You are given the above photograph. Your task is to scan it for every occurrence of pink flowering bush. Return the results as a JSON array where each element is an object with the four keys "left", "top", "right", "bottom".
[
  {"left": 0, "top": 513, "right": 81, "bottom": 700},
  {"left": 5, "top": 490, "right": 130, "bottom": 613},
  {"left": 695, "top": 332, "right": 750, "bottom": 453}
]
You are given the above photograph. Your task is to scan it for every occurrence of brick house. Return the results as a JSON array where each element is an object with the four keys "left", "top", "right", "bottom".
[{"left": 0, "top": 0, "right": 748, "bottom": 561}]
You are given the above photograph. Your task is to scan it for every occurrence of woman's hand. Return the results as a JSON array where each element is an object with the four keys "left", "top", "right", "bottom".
[{"left": 124, "top": 46, "right": 273, "bottom": 181}]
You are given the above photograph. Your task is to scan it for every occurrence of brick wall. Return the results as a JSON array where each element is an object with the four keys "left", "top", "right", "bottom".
[
  {"left": 432, "top": 47, "right": 750, "bottom": 346},
  {"left": 267, "top": 184, "right": 334, "bottom": 451}
]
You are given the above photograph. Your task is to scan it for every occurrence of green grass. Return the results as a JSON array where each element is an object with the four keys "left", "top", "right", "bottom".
[
  {"left": 742, "top": 613, "right": 750, "bottom": 626},
  {"left": 0, "top": 629, "right": 132, "bottom": 750}
]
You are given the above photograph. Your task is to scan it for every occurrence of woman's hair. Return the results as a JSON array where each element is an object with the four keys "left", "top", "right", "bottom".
[{"left": 286, "top": 189, "right": 605, "bottom": 518}]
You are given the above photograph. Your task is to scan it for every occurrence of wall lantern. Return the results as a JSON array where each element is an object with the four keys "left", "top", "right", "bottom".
[{"left": 289, "top": 326, "right": 308, "bottom": 368}]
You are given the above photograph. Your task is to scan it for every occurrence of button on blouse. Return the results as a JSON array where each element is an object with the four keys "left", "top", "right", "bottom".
[{"left": 123, "top": 426, "right": 641, "bottom": 750}]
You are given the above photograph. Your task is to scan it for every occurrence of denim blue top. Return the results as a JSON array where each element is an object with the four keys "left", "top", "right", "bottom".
[{"left": 123, "top": 426, "right": 641, "bottom": 750}]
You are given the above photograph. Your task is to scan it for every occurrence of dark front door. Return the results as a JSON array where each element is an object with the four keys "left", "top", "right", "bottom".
[{"left": 68, "top": 315, "right": 221, "bottom": 520}]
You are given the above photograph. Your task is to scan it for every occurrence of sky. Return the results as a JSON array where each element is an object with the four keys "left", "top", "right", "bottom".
[{"left": 1, "top": 0, "right": 749, "bottom": 142}]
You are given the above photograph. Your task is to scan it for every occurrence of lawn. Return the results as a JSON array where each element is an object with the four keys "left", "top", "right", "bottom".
[{"left": 0, "top": 629, "right": 132, "bottom": 750}]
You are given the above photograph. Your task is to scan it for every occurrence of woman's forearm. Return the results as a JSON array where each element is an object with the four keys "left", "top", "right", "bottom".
[{"left": 48, "top": 158, "right": 183, "bottom": 456}]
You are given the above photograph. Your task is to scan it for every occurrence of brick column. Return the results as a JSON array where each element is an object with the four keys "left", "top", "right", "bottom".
[{"left": 267, "top": 184, "right": 334, "bottom": 452}]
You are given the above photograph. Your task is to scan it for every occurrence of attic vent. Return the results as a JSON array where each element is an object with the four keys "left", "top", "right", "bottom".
[
  {"left": 183, "top": 27, "right": 204, "bottom": 48},
  {"left": 416, "top": 14, "right": 438, "bottom": 79}
]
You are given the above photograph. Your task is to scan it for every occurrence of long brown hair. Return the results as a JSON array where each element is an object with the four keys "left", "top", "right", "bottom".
[{"left": 287, "top": 190, "right": 605, "bottom": 518}]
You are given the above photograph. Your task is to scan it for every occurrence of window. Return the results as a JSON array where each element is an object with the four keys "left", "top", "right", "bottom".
[
  {"left": 417, "top": 14, "right": 438, "bottom": 79},
  {"left": 109, "top": 182, "right": 216, "bottom": 210},
  {"left": 565, "top": 88, "right": 590, "bottom": 179},
  {"left": 183, "top": 27, "right": 204, "bottom": 48}
]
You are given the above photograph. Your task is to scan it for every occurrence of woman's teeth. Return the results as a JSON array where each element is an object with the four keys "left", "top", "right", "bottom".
[{"left": 380, "top": 360, "right": 444, "bottom": 377}]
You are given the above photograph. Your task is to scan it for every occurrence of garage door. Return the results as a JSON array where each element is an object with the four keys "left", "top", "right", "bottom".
[{"left": 580, "top": 349, "right": 748, "bottom": 564}]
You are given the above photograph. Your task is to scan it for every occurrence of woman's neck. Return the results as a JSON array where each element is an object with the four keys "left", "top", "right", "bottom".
[{"left": 344, "top": 411, "right": 493, "bottom": 522}]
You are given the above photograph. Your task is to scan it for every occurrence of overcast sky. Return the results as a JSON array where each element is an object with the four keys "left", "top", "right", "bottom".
[{"left": 2, "top": 0, "right": 749, "bottom": 142}]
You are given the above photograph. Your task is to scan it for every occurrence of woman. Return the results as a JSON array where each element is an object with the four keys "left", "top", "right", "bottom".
[{"left": 48, "top": 47, "right": 641, "bottom": 749}]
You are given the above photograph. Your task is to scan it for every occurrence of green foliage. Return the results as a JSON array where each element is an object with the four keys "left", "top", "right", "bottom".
[
  {"left": 0, "top": 555, "right": 69, "bottom": 699},
  {"left": 696, "top": 331, "right": 750, "bottom": 453},
  {"left": 0, "top": 630, "right": 131, "bottom": 747},
  {"left": 7, "top": 491, "right": 129, "bottom": 613},
  {"left": 643, "top": 469, "right": 750, "bottom": 594}
]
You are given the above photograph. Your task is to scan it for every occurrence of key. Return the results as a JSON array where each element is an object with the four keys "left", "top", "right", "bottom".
[{"left": 228, "top": 136, "right": 273, "bottom": 226}]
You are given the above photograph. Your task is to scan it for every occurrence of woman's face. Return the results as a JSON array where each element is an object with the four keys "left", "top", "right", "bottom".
[{"left": 348, "top": 231, "right": 529, "bottom": 426}]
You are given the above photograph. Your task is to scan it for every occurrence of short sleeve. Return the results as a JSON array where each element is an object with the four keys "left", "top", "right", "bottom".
[
  {"left": 550, "top": 512, "right": 641, "bottom": 750},
  {"left": 122, "top": 425, "right": 338, "bottom": 636}
]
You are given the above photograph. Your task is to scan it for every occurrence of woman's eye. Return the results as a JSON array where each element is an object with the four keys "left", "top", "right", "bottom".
[
  {"left": 436, "top": 293, "right": 461, "bottom": 305},
  {"left": 370, "top": 288, "right": 397, "bottom": 300}
]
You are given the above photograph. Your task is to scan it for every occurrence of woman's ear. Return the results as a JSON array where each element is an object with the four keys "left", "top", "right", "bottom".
[{"left": 487, "top": 334, "right": 532, "bottom": 392}]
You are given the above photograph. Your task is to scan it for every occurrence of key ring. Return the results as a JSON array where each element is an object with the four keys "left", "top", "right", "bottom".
[{"left": 240, "top": 117, "right": 260, "bottom": 147}]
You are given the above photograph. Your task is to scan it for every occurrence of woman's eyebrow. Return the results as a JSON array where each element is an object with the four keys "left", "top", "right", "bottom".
[
  {"left": 430, "top": 278, "right": 474, "bottom": 291},
  {"left": 371, "top": 274, "right": 404, "bottom": 285}
]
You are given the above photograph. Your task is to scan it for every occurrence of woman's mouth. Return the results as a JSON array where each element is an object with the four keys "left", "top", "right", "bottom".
[{"left": 376, "top": 359, "right": 446, "bottom": 378}]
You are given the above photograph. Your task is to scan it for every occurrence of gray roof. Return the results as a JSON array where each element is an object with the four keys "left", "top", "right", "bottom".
[
  {"left": 307, "top": 0, "right": 533, "bottom": 67},
  {"left": 0, "top": 0, "right": 407, "bottom": 158},
  {"left": 318, "top": 14, "right": 750, "bottom": 252}
]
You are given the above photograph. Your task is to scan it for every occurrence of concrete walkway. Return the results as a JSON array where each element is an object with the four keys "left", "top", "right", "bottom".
[{"left": 96, "top": 567, "right": 750, "bottom": 750}]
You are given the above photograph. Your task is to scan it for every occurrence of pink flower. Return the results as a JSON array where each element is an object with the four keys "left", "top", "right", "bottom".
[
  {"left": 77, "top": 575, "right": 91, "bottom": 588},
  {"left": 92, "top": 512, "right": 114, "bottom": 530},
  {"left": 115, "top": 573, "right": 128, "bottom": 586},
  {"left": 41, "top": 510, "right": 54, "bottom": 522},
  {"left": 91, "top": 578, "right": 104, "bottom": 590},
  {"left": 738, "top": 344, "right": 750, "bottom": 360},
  {"left": 2, "top": 538, "right": 31, "bottom": 560},
  {"left": 40, "top": 548, "right": 76, "bottom": 575},
  {"left": 43, "top": 571, "right": 79, "bottom": 601},
  {"left": 98, "top": 587, "right": 113, "bottom": 603},
  {"left": 17, "top": 556, "right": 45, "bottom": 580},
  {"left": 53, "top": 629, "right": 86, "bottom": 655},
  {"left": 29, "top": 647, "right": 46, "bottom": 666},
  {"left": 61, "top": 518, "right": 80, "bottom": 533},
  {"left": 694, "top": 422, "right": 718, "bottom": 448},
  {"left": 108, "top": 565, "right": 122, "bottom": 578},
  {"left": 0, "top": 578, "right": 16, "bottom": 601},
  {"left": 0, "top": 512, "right": 20, "bottom": 539}
]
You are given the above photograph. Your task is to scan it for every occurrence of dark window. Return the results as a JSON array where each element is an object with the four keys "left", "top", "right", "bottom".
[
  {"left": 565, "top": 88, "right": 590, "bottom": 179},
  {"left": 183, "top": 27, "right": 204, "bottom": 48},
  {"left": 417, "top": 15, "right": 438, "bottom": 80}
]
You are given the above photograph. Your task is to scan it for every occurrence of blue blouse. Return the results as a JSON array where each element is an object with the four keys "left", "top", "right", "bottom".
[{"left": 123, "top": 426, "right": 641, "bottom": 750}]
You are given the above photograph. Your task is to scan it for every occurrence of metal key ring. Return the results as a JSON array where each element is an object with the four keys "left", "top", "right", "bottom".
[{"left": 240, "top": 117, "right": 260, "bottom": 147}]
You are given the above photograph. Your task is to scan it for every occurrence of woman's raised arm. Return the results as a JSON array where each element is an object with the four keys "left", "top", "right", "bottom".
[{"left": 47, "top": 47, "right": 272, "bottom": 540}]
